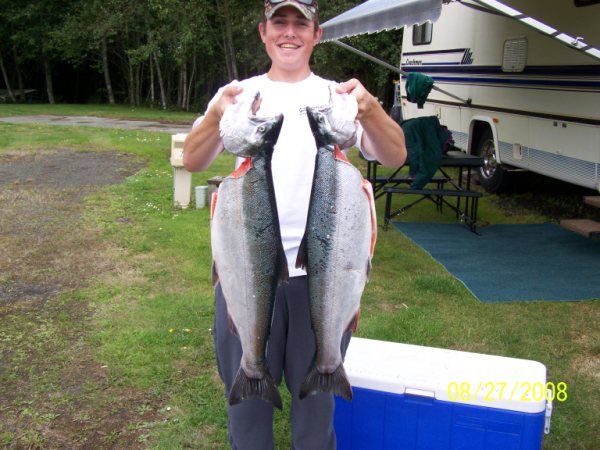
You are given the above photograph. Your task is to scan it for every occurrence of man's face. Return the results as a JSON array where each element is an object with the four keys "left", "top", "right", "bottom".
[{"left": 259, "top": 6, "right": 323, "bottom": 80}]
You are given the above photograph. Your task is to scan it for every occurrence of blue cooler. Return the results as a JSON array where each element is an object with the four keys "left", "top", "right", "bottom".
[{"left": 334, "top": 338, "right": 553, "bottom": 450}]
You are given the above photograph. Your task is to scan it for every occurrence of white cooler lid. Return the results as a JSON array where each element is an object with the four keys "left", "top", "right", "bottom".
[{"left": 344, "top": 337, "right": 548, "bottom": 413}]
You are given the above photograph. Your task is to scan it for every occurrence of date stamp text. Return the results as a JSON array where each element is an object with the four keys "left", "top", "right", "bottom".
[{"left": 447, "top": 381, "right": 568, "bottom": 403}]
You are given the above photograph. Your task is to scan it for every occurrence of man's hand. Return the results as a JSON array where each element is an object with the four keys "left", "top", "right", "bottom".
[
  {"left": 183, "top": 84, "right": 245, "bottom": 172},
  {"left": 336, "top": 78, "right": 407, "bottom": 167},
  {"left": 336, "top": 78, "right": 378, "bottom": 121},
  {"left": 210, "top": 84, "right": 244, "bottom": 119}
]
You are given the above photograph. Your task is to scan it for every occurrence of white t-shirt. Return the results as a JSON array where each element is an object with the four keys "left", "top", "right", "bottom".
[{"left": 196, "top": 73, "right": 365, "bottom": 277}]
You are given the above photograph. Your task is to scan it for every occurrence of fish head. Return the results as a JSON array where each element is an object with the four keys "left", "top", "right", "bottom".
[
  {"left": 247, "top": 113, "right": 284, "bottom": 154},
  {"left": 220, "top": 92, "right": 284, "bottom": 157},
  {"left": 306, "top": 107, "right": 331, "bottom": 148},
  {"left": 306, "top": 85, "right": 358, "bottom": 148}
]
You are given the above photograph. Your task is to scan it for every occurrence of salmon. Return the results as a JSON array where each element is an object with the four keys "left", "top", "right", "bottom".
[
  {"left": 297, "top": 93, "right": 376, "bottom": 401},
  {"left": 212, "top": 93, "right": 287, "bottom": 408}
]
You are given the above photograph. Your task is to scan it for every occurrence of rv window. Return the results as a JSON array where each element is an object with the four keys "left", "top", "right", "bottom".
[
  {"left": 503, "top": 38, "right": 527, "bottom": 72},
  {"left": 574, "top": 0, "right": 599, "bottom": 6},
  {"left": 413, "top": 22, "right": 433, "bottom": 45}
]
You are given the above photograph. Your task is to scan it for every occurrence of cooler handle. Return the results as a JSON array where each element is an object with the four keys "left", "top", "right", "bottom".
[{"left": 544, "top": 390, "right": 553, "bottom": 435}]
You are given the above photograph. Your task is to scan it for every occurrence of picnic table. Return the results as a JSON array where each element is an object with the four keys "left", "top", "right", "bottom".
[
  {"left": 363, "top": 151, "right": 484, "bottom": 233},
  {"left": 0, "top": 89, "right": 37, "bottom": 103}
]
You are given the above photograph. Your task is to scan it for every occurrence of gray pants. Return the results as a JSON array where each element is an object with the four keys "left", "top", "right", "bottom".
[{"left": 213, "top": 276, "right": 351, "bottom": 450}]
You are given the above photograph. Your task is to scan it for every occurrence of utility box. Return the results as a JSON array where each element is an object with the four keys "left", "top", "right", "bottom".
[
  {"left": 171, "top": 133, "right": 191, "bottom": 208},
  {"left": 335, "top": 338, "right": 552, "bottom": 450},
  {"left": 207, "top": 176, "right": 224, "bottom": 200}
]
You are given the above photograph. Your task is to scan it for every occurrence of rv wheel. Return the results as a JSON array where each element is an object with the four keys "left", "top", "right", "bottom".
[{"left": 475, "top": 129, "right": 510, "bottom": 193}]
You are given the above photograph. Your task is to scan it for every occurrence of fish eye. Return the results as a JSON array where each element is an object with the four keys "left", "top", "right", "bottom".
[
  {"left": 317, "top": 115, "right": 325, "bottom": 123},
  {"left": 258, "top": 125, "right": 266, "bottom": 133}
]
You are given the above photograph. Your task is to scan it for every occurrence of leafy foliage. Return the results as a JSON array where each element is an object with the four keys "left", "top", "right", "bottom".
[{"left": 0, "top": 0, "right": 403, "bottom": 110}]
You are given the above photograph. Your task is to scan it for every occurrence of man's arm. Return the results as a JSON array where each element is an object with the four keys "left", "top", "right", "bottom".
[
  {"left": 183, "top": 85, "right": 243, "bottom": 172},
  {"left": 336, "top": 79, "right": 406, "bottom": 168}
]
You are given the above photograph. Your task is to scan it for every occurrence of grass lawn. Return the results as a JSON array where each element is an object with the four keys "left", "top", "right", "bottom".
[
  {"left": 0, "top": 105, "right": 598, "bottom": 449},
  {"left": 0, "top": 103, "right": 198, "bottom": 124}
]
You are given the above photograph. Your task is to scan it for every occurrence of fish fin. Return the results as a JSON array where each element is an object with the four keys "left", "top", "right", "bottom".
[
  {"left": 211, "top": 261, "right": 219, "bottom": 287},
  {"left": 230, "top": 157, "right": 253, "bottom": 178},
  {"left": 361, "top": 178, "right": 377, "bottom": 260},
  {"left": 229, "top": 367, "right": 283, "bottom": 410},
  {"left": 299, "top": 363, "right": 352, "bottom": 401},
  {"left": 279, "top": 247, "right": 289, "bottom": 283},
  {"left": 333, "top": 145, "right": 350, "bottom": 163},
  {"left": 345, "top": 309, "right": 360, "bottom": 334},
  {"left": 251, "top": 91, "right": 262, "bottom": 115},
  {"left": 210, "top": 191, "right": 218, "bottom": 219},
  {"left": 295, "top": 233, "right": 308, "bottom": 270},
  {"left": 227, "top": 314, "right": 238, "bottom": 336}
]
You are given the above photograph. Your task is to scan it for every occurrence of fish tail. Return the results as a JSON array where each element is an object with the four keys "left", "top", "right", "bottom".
[
  {"left": 228, "top": 367, "right": 283, "bottom": 410},
  {"left": 298, "top": 364, "right": 352, "bottom": 401}
]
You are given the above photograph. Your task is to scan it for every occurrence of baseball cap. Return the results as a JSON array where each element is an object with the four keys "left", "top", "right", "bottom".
[{"left": 264, "top": 0, "right": 319, "bottom": 21}]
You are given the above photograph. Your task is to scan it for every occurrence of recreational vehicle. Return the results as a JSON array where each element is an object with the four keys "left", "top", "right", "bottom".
[{"left": 399, "top": 0, "right": 600, "bottom": 192}]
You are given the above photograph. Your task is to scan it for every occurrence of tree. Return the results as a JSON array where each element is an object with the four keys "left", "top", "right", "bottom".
[
  {"left": 0, "top": 0, "right": 404, "bottom": 109},
  {"left": 0, "top": 51, "right": 16, "bottom": 102},
  {"left": 9, "top": 0, "right": 77, "bottom": 104},
  {"left": 0, "top": 0, "right": 24, "bottom": 102},
  {"left": 0, "top": 1, "right": 16, "bottom": 102},
  {"left": 218, "top": 0, "right": 238, "bottom": 81}
]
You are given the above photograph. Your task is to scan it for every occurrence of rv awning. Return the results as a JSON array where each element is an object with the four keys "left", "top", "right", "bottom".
[{"left": 321, "top": 0, "right": 443, "bottom": 42}]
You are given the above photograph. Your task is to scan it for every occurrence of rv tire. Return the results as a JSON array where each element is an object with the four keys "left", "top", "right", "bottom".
[{"left": 475, "top": 129, "right": 511, "bottom": 193}]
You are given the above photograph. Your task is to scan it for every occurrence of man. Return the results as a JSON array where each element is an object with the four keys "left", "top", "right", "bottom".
[{"left": 184, "top": 1, "right": 406, "bottom": 448}]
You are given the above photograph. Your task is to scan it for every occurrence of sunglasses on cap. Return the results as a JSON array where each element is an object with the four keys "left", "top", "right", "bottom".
[{"left": 266, "top": 0, "right": 318, "bottom": 9}]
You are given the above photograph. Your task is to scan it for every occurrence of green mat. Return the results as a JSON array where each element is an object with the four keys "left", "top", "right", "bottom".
[{"left": 393, "top": 222, "right": 600, "bottom": 302}]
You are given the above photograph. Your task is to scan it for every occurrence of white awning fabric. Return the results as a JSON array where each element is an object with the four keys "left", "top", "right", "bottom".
[{"left": 320, "top": 0, "right": 443, "bottom": 42}]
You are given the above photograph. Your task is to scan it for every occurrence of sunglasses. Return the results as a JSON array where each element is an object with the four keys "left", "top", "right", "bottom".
[{"left": 267, "top": 0, "right": 318, "bottom": 9}]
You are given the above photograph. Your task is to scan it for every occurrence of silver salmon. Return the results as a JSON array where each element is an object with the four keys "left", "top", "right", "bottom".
[
  {"left": 297, "top": 94, "right": 376, "bottom": 401},
  {"left": 212, "top": 93, "right": 287, "bottom": 409}
]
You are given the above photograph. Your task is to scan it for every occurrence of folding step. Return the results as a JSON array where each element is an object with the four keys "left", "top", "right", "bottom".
[
  {"left": 584, "top": 196, "right": 600, "bottom": 209},
  {"left": 560, "top": 219, "right": 600, "bottom": 239}
]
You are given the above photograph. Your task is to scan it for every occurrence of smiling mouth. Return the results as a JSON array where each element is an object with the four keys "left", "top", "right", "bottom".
[{"left": 279, "top": 44, "right": 300, "bottom": 49}]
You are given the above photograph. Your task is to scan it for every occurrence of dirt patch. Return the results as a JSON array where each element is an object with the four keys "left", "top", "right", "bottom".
[
  {"left": 0, "top": 149, "right": 166, "bottom": 448},
  {"left": 0, "top": 149, "right": 142, "bottom": 304},
  {"left": 487, "top": 173, "right": 600, "bottom": 220}
]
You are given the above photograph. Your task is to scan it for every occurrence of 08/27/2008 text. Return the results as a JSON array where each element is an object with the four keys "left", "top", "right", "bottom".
[{"left": 447, "top": 381, "right": 567, "bottom": 403}]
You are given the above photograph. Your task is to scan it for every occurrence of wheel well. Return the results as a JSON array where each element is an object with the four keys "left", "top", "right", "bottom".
[{"left": 469, "top": 121, "right": 492, "bottom": 155}]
